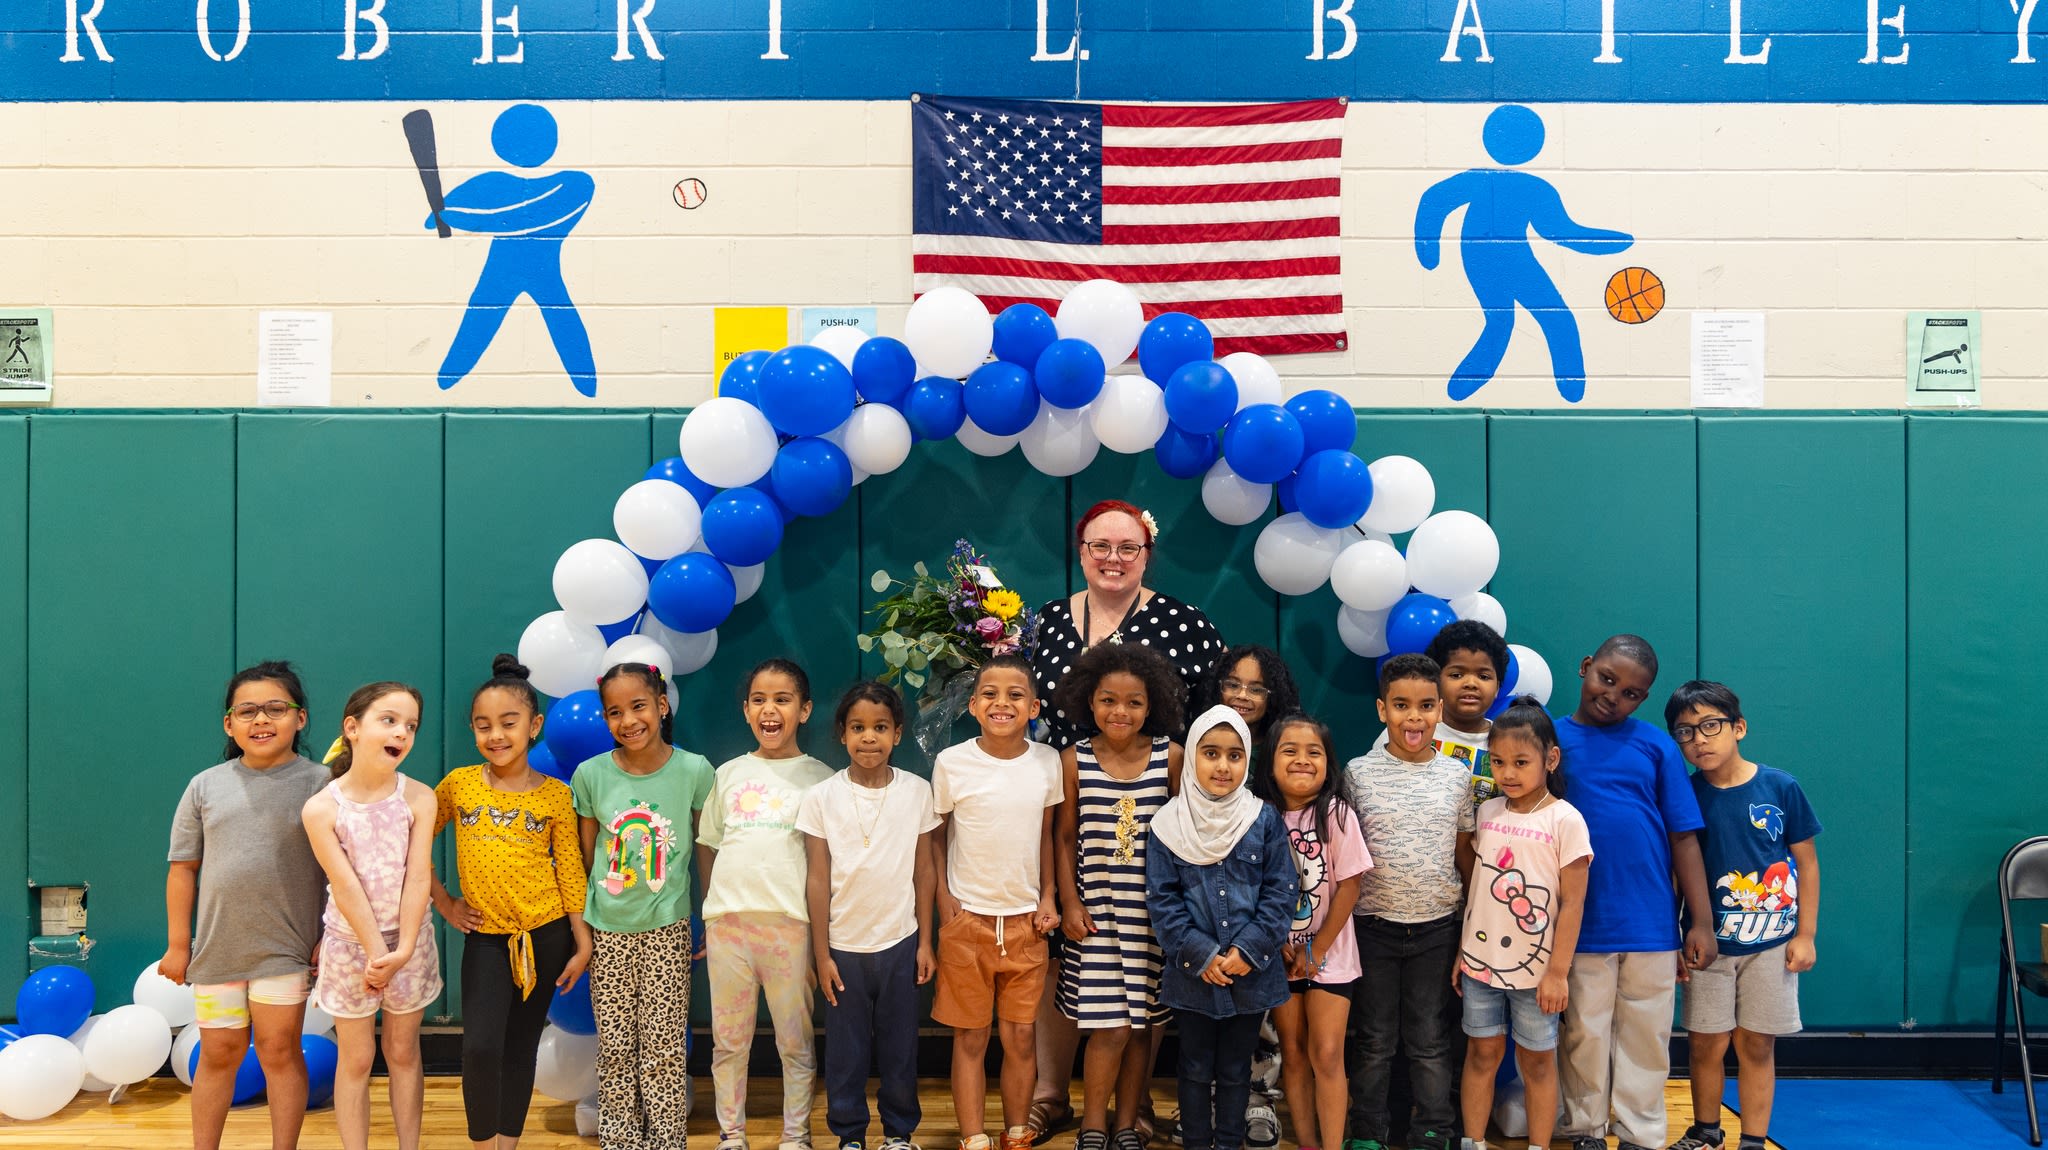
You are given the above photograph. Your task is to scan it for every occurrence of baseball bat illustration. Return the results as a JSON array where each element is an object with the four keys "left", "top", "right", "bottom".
[{"left": 402, "top": 109, "right": 452, "bottom": 238}]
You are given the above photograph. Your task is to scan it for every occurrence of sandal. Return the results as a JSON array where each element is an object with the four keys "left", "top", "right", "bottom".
[{"left": 1026, "top": 1099, "right": 1076, "bottom": 1147}]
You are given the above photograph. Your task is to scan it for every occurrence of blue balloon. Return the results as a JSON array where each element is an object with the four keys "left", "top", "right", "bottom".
[
  {"left": 745, "top": 473, "right": 796, "bottom": 526},
  {"left": 596, "top": 612, "right": 642, "bottom": 645},
  {"left": 904, "top": 376, "right": 966, "bottom": 440},
  {"left": 1155, "top": 424, "right": 1221, "bottom": 480},
  {"left": 771, "top": 437, "right": 854, "bottom": 518},
  {"left": 544, "top": 690, "right": 614, "bottom": 771},
  {"left": 851, "top": 337, "right": 917, "bottom": 408},
  {"left": 549, "top": 970, "right": 597, "bottom": 1035},
  {"left": 647, "top": 552, "right": 739, "bottom": 634},
  {"left": 644, "top": 456, "right": 715, "bottom": 509},
  {"left": 1222, "top": 403, "right": 1307, "bottom": 485},
  {"left": 717, "top": 349, "right": 771, "bottom": 408},
  {"left": 189, "top": 1039, "right": 267, "bottom": 1105},
  {"left": 1284, "top": 389, "right": 1356, "bottom": 455},
  {"left": 964, "top": 361, "right": 1040, "bottom": 436},
  {"left": 757, "top": 345, "right": 856, "bottom": 437},
  {"left": 992, "top": 302, "right": 1058, "bottom": 368},
  {"left": 528, "top": 741, "right": 572, "bottom": 784},
  {"left": 1033, "top": 339, "right": 1106, "bottom": 410},
  {"left": 1386, "top": 592, "right": 1457, "bottom": 656},
  {"left": 0, "top": 1025, "right": 19, "bottom": 1053},
  {"left": 1276, "top": 472, "right": 1299, "bottom": 515},
  {"left": 15, "top": 965, "right": 93, "bottom": 1037},
  {"left": 1293, "top": 449, "right": 1375, "bottom": 529},
  {"left": 1137, "top": 311, "right": 1215, "bottom": 384},
  {"left": 302, "top": 1034, "right": 340, "bottom": 1109},
  {"left": 700, "top": 487, "right": 785, "bottom": 567},
  {"left": 1164, "top": 361, "right": 1238, "bottom": 434}
]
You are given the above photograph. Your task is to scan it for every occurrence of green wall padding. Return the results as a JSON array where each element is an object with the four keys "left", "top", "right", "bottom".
[
  {"left": 1696, "top": 416, "right": 1906, "bottom": 1028},
  {"left": 0, "top": 421, "right": 25, "bottom": 1004}
]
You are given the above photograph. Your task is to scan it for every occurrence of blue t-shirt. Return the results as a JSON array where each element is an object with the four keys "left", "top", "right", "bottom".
[
  {"left": 1555, "top": 715, "right": 1705, "bottom": 952},
  {"left": 1690, "top": 765, "right": 1821, "bottom": 956}
]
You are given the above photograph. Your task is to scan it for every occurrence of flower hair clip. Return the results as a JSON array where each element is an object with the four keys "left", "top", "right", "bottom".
[{"left": 1139, "top": 508, "right": 1161, "bottom": 543}]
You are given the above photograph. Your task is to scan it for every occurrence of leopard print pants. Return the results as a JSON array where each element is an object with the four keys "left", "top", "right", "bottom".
[{"left": 591, "top": 920, "right": 693, "bottom": 1150}]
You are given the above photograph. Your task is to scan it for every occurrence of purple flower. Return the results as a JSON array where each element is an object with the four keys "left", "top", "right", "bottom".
[{"left": 973, "top": 616, "right": 1006, "bottom": 642}]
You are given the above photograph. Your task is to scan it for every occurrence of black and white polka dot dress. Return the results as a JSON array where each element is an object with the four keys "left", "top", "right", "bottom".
[{"left": 1029, "top": 591, "right": 1223, "bottom": 750}]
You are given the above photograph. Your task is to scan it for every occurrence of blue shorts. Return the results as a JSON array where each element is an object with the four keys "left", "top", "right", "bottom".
[{"left": 1460, "top": 974, "right": 1558, "bottom": 1051}]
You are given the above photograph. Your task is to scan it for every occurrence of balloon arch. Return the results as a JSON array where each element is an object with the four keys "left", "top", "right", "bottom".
[{"left": 523, "top": 280, "right": 1554, "bottom": 778}]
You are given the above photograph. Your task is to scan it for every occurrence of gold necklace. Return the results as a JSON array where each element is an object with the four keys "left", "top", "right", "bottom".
[{"left": 851, "top": 770, "right": 890, "bottom": 847}]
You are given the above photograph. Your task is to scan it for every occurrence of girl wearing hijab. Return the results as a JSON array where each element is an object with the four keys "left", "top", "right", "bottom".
[{"left": 1146, "top": 705, "right": 1299, "bottom": 1150}]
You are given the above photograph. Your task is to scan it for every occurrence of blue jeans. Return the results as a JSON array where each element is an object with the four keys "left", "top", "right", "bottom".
[
  {"left": 1176, "top": 1010, "right": 1263, "bottom": 1150},
  {"left": 823, "top": 936, "right": 921, "bottom": 1146},
  {"left": 1346, "top": 913, "right": 1460, "bottom": 1150}
]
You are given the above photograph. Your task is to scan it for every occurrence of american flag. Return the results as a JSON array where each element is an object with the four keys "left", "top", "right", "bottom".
[{"left": 911, "top": 94, "right": 1347, "bottom": 358}]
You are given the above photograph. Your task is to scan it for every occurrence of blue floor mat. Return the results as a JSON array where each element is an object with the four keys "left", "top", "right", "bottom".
[{"left": 1724, "top": 1078, "right": 2043, "bottom": 1148}]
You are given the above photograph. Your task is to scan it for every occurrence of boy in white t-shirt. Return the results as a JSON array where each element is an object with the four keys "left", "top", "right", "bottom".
[{"left": 930, "top": 655, "right": 1064, "bottom": 1150}]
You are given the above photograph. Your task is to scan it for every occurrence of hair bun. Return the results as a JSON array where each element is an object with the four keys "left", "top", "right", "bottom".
[
  {"left": 1509, "top": 693, "right": 1542, "bottom": 709},
  {"left": 491, "top": 653, "right": 531, "bottom": 680}
]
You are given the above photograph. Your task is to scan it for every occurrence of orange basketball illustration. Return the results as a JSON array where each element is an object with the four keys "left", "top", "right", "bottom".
[{"left": 1604, "top": 266, "right": 1664, "bottom": 324}]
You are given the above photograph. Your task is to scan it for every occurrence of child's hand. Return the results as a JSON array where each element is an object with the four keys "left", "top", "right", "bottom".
[
  {"left": 937, "top": 891, "right": 963, "bottom": 926},
  {"left": 557, "top": 943, "right": 592, "bottom": 991},
  {"left": 1451, "top": 962, "right": 1464, "bottom": 996},
  {"left": 436, "top": 895, "right": 484, "bottom": 934},
  {"left": 1218, "top": 948, "right": 1252, "bottom": 977},
  {"left": 915, "top": 943, "right": 936, "bottom": 985},
  {"left": 1283, "top": 944, "right": 1308, "bottom": 981},
  {"left": 366, "top": 947, "right": 408, "bottom": 990},
  {"left": 1034, "top": 897, "right": 1061, "bottom": 936},
  {"left": 1683, "top": 923, "right": 1719, "bottom": 973},
  {"left": 1537, "top": 968, "right": 1569, "bottom": 1014},
  {"left": 159, "top": 943, "right": 191, "bottom": 986},
  {"left": 1062, "top": 904, "right": 1096, "bottom": 942},
  {"left": 1784, "top": 936, "right": 1816, "bottom": 973},
  {"left": 817, "top": 957, "right": 844, "bottom": 1007},
  {"left": 1200, "top": 955, "right": 1235, "bottom": 987}
]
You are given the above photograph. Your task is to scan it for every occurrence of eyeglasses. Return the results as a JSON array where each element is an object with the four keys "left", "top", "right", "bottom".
[
  {"left": 227, "top": 702, "right": 302, "bottom": 723},
  {"left": 1672, "top": 716, "right": 1730, "bottom": 744},
  {"left": 1219, "top": 679, "right": 1269, "bottom": 700},
  {"left": 1082, "top": 540, "right": 1147, "bottom": 561}
]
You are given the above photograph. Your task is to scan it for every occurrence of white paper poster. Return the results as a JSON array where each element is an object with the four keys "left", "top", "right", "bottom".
[
  {"left": 1690, "top": 312, "right": 1765, "bottom": 408},
  {"left": 258, "top": 311, "right": 333, "bottom": 407}
]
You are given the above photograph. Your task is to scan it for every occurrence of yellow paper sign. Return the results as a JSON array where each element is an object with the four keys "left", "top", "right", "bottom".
[{"left": 712, "top": 307, "right": 791, "bottom": 390}]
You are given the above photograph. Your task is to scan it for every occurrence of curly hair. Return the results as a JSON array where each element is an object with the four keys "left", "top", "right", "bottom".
[
  {"left": 1188, "top": 644, "right": 1302, "bottom": 745},
  {"left": 1051, "top": 642, "right": 1185, "bottom": 738}
]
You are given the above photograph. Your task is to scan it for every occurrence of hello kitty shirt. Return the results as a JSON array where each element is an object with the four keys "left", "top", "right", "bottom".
[
  {"left": 1459, "top": 796, "right": 1593, "bottom": 991},
  {"left": 1282, "top": 805, "right": 1372, "bottom": 984}
]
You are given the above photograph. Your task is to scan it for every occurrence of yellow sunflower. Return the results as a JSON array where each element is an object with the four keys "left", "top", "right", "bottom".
[{"left": 982, "top": 589, "right": 1023, "bottom": 621}]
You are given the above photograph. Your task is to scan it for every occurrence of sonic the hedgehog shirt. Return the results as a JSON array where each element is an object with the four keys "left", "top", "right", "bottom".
[{"left": 1689, "top": 766, "right": 1821, "bottom": 955}]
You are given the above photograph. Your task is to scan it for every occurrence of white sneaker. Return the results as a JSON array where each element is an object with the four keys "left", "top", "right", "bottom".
[{"left": 1244, "top": 1105, "right": 1281, "bottom": 1150}]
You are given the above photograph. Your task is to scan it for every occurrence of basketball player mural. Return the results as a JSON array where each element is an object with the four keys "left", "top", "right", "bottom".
[
  {"left": 405, "top": 103, "right": 599, "bottom": 397},
  {"left": 1415, "top": 105, "right": 1634, "bottom": 404}
]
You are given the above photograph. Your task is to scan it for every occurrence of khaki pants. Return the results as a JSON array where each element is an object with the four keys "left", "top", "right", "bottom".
[{"left": 1558, "top": 951, "right": 1676, "bottom": 1148}]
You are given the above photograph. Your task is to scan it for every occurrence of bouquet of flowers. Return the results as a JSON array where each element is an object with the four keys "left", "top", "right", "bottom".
[{"left": 857, "top": 539, "right": 1039, "bottom": 756}]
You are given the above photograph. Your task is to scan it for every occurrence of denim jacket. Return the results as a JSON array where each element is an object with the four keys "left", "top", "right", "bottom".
[{"left": 1144, "top": 805, "right": 1299, "bottom": 1019}]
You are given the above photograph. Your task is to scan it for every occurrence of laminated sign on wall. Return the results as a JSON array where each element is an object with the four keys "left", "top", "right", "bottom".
[
  {"left": 1906, "top": 312, "right": 1980, "bottom": 408},
  {"left": 0, "top": 309, "right": 53, "bottom": 404}
]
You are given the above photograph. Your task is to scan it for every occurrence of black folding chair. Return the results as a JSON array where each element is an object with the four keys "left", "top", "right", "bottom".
[{"left": 1994, "top": 834, "right": 2048, "bottom": 1146}]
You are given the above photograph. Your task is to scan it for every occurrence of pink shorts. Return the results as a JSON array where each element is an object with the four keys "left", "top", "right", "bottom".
[{"left": 311, "top": 929, "right": 443, "bottom": 1019}]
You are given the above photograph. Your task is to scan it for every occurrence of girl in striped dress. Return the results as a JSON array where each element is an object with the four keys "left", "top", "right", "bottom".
[{"left": 1053, "top": 644, "right": 1187, "bottom": 1150}]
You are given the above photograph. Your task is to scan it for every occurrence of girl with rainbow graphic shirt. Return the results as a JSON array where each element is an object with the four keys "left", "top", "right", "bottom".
[{"left": 571, "top": 662, "right": 716, "bottom": 1150}]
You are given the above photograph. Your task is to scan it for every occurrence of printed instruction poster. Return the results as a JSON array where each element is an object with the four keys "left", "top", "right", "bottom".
[
  {"left": 1689, "top": 312, "right": 1766, "bottom": 408},
  {"left": 801, "top": 306, "right": 877, "bottom": 343},
  {"left": 0, "top": 309, "right": 54, "bottom": 404},
  {"left": 1906, "top": 311, "right": 1981, "bottom": 407},
  {"left": 257, "top": 311, "right": 333, "bottom": 407},
  {"left": 713, "top": 306, "right": 791, "bottom": 387}
]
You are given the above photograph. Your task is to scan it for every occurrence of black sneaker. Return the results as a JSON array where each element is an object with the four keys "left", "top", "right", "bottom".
[
  {"left": 1668, "top": 1128, "right": 1725, "bottom": 1150},
  {"left": 1078, "top": 1130, "right": 1111, "bottom": 1150},
  {"left": 1569, "top": 1137, "right": 1608, "bottom": 1150},
  {"left": 1113, "top": 1128, "right": 1148, "bottom": 1150}
]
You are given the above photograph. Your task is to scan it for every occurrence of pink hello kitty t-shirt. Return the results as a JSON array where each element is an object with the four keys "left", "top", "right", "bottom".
[
  {"left": 1282, "top": 804, "right": 1372, "bottom": 984},
  {"left": 1460, "top": 795, "right": 1594, "bottom": 991}
]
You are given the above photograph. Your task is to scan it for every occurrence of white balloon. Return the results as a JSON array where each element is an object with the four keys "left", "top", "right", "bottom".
[
  {"left": 1358, "top": 455, "right": 1436, "bottom": 535},
  {"left": 955, "top": 415, "right": 1021, "bottom": 457},
  {"left": 1507, "top": 644, "right": 1553, "bottom": 705},
  {"left": 533, "top": 1026, "right": 600, "bottom": 1102},
  {"left": 1218, "top": 352, "right": 1282, "bottom": 410},
  {"left": 603, "top": 635, "right": 674, "bottom": 681},
  {"left": 68, "top": 1017, "right": 112, "bottom": 1093},
  {"left": 1090, "top": 374, "right": 1171, "bottom": 454},
  {"left": 518, "top": 611, "right": 610, "bottom": 700},
  {"left": 1056, "top": 280, "right": 1145, "bottom": 366},
  {"left": 639, "top": 614, "right": 720, "bottom": 676},
  {"left": 1200, "top": 459, "right": 1272, "bottom": 526},
  {"left": 808, "top": 326, "right": 868, "bottom": 370},
  {"left": 678, "top": 397, "right": 780, "bottom": 488},
  {"left": 171, "top": 1025, "right": 201, "bottom": 1087},
  {"left": 1404, "top": 510, "right": 1501, "bottom": 599},
  {"left": 1330, "top": 538, "right": 1410, "bottom": 612},
  {"left": 132, "top": 962, "right": 196, "bottom": 1030},
  {"left": 1450, "top": 591, "right": 1507, "bottom": 639},
  {"left": 0, "top": 1033, "right": 85, "bottom": 1120},
  {"left": 1018, "top": 402, "right": 1102, "bottom": 477},
  {"left": 301, "top": 1002, "right": 335, "bottom": 1036},
  {"left": 842, "top": 404, "right": 913, "bottom": 476},
  {"left": 1493, "top": 1073, "right": 1529, "bottom": 1139},
  {"left": 903, "top": 286, "right": 993, "bottom": 379},
  {"left": 729, "top": 562, "right": 766, "bottom": 605},
  {"left": 1337, "top": 605, "right": 1392, "bottom": 659},
  {"left": 1252, "top": 513, "right": 1349, "bottom": 596},
  {"left": 552, "top": 539, "right": 650, "bottom": 627},
  {"left": 82, "top": 1005, "right": 171, "bottom": 1087},
  {"left": 613, "top": 480, "right": 703, "bottom": 562}
]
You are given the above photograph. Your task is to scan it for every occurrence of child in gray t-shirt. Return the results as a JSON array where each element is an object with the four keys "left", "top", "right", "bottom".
[{"left": 164, "top": 662, "right": 329, "bottom": 1148}]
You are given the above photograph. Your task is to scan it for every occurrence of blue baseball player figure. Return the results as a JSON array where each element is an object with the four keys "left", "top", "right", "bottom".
[
  {"left": 431, "top": 103, "right": 598, "bottom": 397},
  {"left": 1414, "top": 105, "right": 1633, "bottom": 404}
]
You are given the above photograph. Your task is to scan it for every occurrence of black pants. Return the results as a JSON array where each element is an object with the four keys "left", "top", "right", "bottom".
[
  {"left": 823, "top": 936, "right": 922, "bottom": 1146},
  {"left": 1346, "top": 913, "right": 1459, "bottom": 1150},
  {"left": 461, "top": 917, "right": 575, "bottom": 1141},
  {"left": 1176, "top": 1010, "right": 1263, "bottom": 1150}
]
